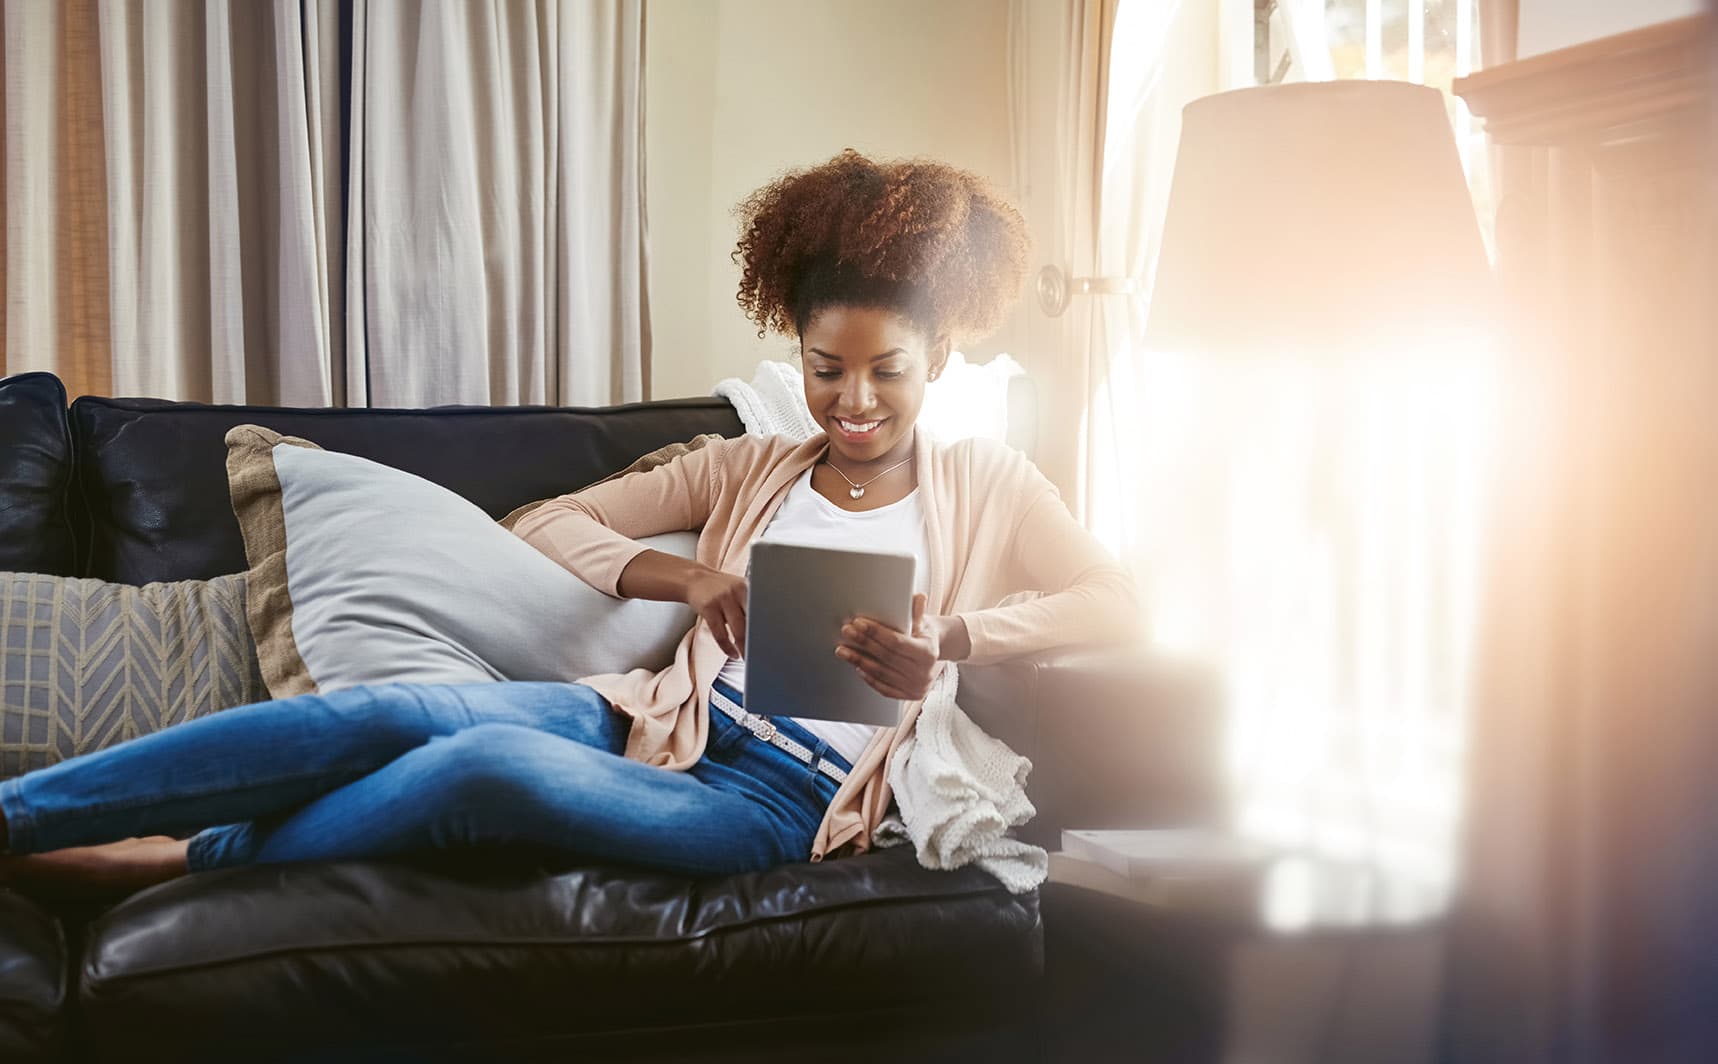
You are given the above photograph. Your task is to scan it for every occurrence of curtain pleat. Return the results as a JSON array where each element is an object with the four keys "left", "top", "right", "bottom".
[
  {"left": 1040, "top": 0, "right": 1116, "bottom": 522},
  {"left": 341, "top": 0, "right": 644, "bottom": 407},
  {"left": 0, "top": 1, "right": 6, "bottom": 381},
  {"left": 274, "top": 0, "right": 344, "bottom": 406},
  {"left": 343, "top": 0, "right": 369, "bottom": 407},
  {"left": 554, "top": 0, "right": 648, "bottom": 406},
  {"left": 3, "top": 0, "right": 111, "bottom": 398},
  {"left": 58, "top": 0, "right": 112, "bottom": 399},
  {"left": 350, "top": 0, "right": 523, "bottom": 406},
  {"left": 204, "top": 0, "right": 247, "bottom": 400},
  {"left": 98, "top": 0, "right": 346, "bottom": 405},
  {"left": 302, "top": 0, "right": 349, "bottom": 407}
]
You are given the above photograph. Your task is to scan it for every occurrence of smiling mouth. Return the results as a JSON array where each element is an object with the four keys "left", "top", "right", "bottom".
[{"left": 833, "top": 417, "right": 885, "bottom": 440}]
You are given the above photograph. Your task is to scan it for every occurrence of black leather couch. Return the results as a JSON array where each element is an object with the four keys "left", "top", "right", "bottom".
[{"left": 0, "top": 370, "right": 1221, "bottom": 1062}]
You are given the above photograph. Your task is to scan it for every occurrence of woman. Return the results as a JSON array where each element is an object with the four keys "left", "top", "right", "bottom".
[{"left": 0, "top": 150, "right": 1136, "bottom": 890}]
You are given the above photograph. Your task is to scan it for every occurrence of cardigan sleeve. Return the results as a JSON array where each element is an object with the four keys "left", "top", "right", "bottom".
[
  {"left": 510, "top": 437, "right": 727, "bottom": 597},
  {"left": 952, "top": 457, "right": 1142, "bottom": 665}
]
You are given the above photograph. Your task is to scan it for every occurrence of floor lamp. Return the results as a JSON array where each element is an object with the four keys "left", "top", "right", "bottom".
[{"left": 1139, "top": 80, "right": 1495, "bottom": 895}]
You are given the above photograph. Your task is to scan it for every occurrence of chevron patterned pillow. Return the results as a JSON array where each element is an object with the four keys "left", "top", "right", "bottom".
[{"left": 0, "top": 572, "right": 267, "bottom": 777}]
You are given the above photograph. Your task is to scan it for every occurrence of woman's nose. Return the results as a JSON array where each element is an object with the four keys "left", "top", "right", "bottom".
[{"left": 841, "top": 375, "right": 875, "bottom": 411}]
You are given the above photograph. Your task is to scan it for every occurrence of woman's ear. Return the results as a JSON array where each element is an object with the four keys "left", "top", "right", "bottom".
[{"left": 928, "top": 336, "right": 952, "bottom": 382}]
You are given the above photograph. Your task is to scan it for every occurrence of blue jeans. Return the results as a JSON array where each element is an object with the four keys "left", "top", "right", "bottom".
[{"left": 0, "top": 681, "right": 849, "bottom": 878}]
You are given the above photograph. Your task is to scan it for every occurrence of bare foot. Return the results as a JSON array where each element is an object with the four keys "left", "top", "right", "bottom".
[{"left": 0, "top": 835, "right": 190, "bottom": 892}]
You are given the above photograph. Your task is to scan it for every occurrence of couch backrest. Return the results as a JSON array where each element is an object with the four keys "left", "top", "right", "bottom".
[
  {"left": 69, "top": 395, "right": 744, "bottom": 584},
  {"left": 0, "top": 372, "right": 77, "bottom": 576}
]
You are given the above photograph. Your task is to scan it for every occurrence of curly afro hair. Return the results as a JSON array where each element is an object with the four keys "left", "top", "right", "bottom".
[{"left": 731, "top": 149, "right": 1030, "bottom": 345}]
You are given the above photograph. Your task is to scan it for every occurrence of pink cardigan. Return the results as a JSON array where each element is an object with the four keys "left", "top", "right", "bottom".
[{"left": 511, "top": 428, "right": 1137, "bottom": 861}]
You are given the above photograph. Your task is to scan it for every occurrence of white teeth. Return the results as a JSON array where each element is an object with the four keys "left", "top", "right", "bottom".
[{"left": 836, "top": 418, "right": 881, "bottom": 435}]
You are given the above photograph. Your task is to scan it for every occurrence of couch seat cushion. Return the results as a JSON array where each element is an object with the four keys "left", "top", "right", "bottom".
[
  {"left": 0, "top": 889, "right": 66, "bottom": 1062},
  {"left": 79, "top": 846, "right": 1040, "bottom": 1060},
  {"left": 0, "top": 372, "right": 76, "bottom": 577}
]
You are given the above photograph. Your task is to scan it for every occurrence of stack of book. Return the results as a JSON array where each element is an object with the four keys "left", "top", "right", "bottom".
[{"left": 1049, "top": 829, "right": 1282, "bottom": 911}]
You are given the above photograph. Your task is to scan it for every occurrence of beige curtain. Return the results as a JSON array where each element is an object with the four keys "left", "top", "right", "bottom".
[
  {"left": 2, "top": 0, "right": 646, "bottom": 408},
  {"left": 1045, "top": 0, "right": 1218, "bottom": 528},
  {"left": 347, "top": 0, "right": 647, "bottom": 407},
  {"left": 1036, "top": 0, "right": 1115, "bottom": 521},
  {"left": 2, "top": 0, "right": 345, "bottom": 405},
  {"left": 1080, "top": 1, "right": 1218, "bottom": 563}
]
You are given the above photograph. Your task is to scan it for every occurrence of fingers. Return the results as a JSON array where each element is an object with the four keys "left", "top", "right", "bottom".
[
  {"left": 835, "top": 642, "right": 918, "bottom": 692},
  {"left": 836, "top": 622, "right": 934, "bottom": 700},
  {"left": 837, "top": 642, "right": 922, "bottom": 699},
  {"left": 709, "top": 592, "right": 746, "bottom": 659},
  {"left": 853, "top": 667, "right": 920, "bottom": 701},
  {"left": 842, "top": 618, "right": 935, "bottom": 672},
  {"left": 706, "top": 609, "right": 739, "bottom": 658},
  {"left": 723, "top": 594, "right": 747, "bottom": 658},
  {"left": 690, "top": 570, "right": 749, "bottom": 659},
  {"left": 702, "top": 589, "right": 747, "bottom": 658},
  {"left": 911, "top": 593, "right": 926, "bottom": 636},
  {"left": 834, "top": 622, "right": 939, "bottom": 701}
]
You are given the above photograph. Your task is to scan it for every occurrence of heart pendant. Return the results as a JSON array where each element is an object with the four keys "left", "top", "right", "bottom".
[{"left": 849, "top": 486, "right": 864, "bottom": 499}]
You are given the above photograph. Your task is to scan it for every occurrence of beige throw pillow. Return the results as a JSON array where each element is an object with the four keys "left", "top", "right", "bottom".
[{"left": 225, "top": 425, "right": 701, "bottom": 698}]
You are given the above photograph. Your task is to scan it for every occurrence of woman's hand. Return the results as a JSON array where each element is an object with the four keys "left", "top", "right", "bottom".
[
  {"left": 835, "top": 594, "right": 965, "bottom": 701},
  {"left": 685, "top": 568, "right": 749, "bottom": 658}
]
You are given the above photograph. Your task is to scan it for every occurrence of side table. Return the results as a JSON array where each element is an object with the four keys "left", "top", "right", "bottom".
[{"left": 1040, "top": 848, "right": 1449, "bottom": 1062}]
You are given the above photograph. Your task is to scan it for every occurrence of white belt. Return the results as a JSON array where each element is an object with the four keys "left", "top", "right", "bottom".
[{"left": 708, "top": 684, "right": 849, "bottom": 784}]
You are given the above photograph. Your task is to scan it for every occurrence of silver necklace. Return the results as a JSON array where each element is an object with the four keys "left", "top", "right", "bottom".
[{"left": 824, "top": 455, "right": 913, "bottom": 499}]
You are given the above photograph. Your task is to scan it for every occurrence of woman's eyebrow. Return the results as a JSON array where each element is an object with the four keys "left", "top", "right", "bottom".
[{"left": 808, "top": 348, "right": 906, "bottom": 362}]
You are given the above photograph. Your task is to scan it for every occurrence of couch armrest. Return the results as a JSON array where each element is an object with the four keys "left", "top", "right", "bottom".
[{"left": 958, "top": 649, "right": 1226, "bottom": 850}]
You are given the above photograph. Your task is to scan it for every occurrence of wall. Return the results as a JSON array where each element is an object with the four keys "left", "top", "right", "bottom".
[
  {"left": 1015, "top": 0, "right": 1069, "bottom": 430},
  {"left": 645, "top": 0, "right": 1015, "bottom": 400},
  {"left": 1517, "top": 0, "right": 1704, "bottom": 58},
  {"left": 643, "top": 0, "right": 721, "bottom": 401}
]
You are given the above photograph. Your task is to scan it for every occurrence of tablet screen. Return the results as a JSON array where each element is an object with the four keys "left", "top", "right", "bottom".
[{"left": 742, "top": 542, "right": 915, "bottom": 724}]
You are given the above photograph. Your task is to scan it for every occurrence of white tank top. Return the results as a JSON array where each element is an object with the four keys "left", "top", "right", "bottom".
[{"left": 715, "top": 467, "right": 930, "bottom": 765}]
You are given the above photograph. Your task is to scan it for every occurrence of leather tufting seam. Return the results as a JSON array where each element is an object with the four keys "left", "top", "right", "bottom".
[{"left": 45, "top": 375, "right": 79, "bottom": 577}]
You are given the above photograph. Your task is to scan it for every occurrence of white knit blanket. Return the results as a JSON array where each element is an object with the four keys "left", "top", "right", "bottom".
[
  {"left": 713, "top": 359, "right": 820, "bottom": 440},
  {"left": 714, "top": 359, "right": 1049, "bottom": 893},
  {"left": 873, "top": 666, "right": 1048, "bottom": 893}
]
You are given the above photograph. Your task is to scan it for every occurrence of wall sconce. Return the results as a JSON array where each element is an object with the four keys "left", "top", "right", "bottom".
[{"left": 1035, "top": 264, "right": 1138, "bottom": 318}]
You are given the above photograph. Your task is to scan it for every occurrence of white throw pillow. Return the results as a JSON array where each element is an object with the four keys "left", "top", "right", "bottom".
[{"left": 225, "top": 424, "right": 697, "bottom": 697}]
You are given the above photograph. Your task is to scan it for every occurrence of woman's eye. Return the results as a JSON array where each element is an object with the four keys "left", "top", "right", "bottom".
[
  {"left": 877, "top": 371, "right": 904, "bottom": 380},
  {"left": 813, "top": 370, "right": 840, "bottom": 380}
]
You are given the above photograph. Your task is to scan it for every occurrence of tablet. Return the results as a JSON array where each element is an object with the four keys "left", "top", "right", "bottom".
[{"left": 743, "top": 541, "right": 916, "bottom": 725}]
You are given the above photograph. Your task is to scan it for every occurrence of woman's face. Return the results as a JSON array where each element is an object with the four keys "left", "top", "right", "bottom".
[{"left": 800, "top": 306, "right": 948, "bottom": 468}]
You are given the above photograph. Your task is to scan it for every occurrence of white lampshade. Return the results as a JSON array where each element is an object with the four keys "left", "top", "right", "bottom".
[{"left": 1143, "top": 81, "right": 1492, "bottom": 360}]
